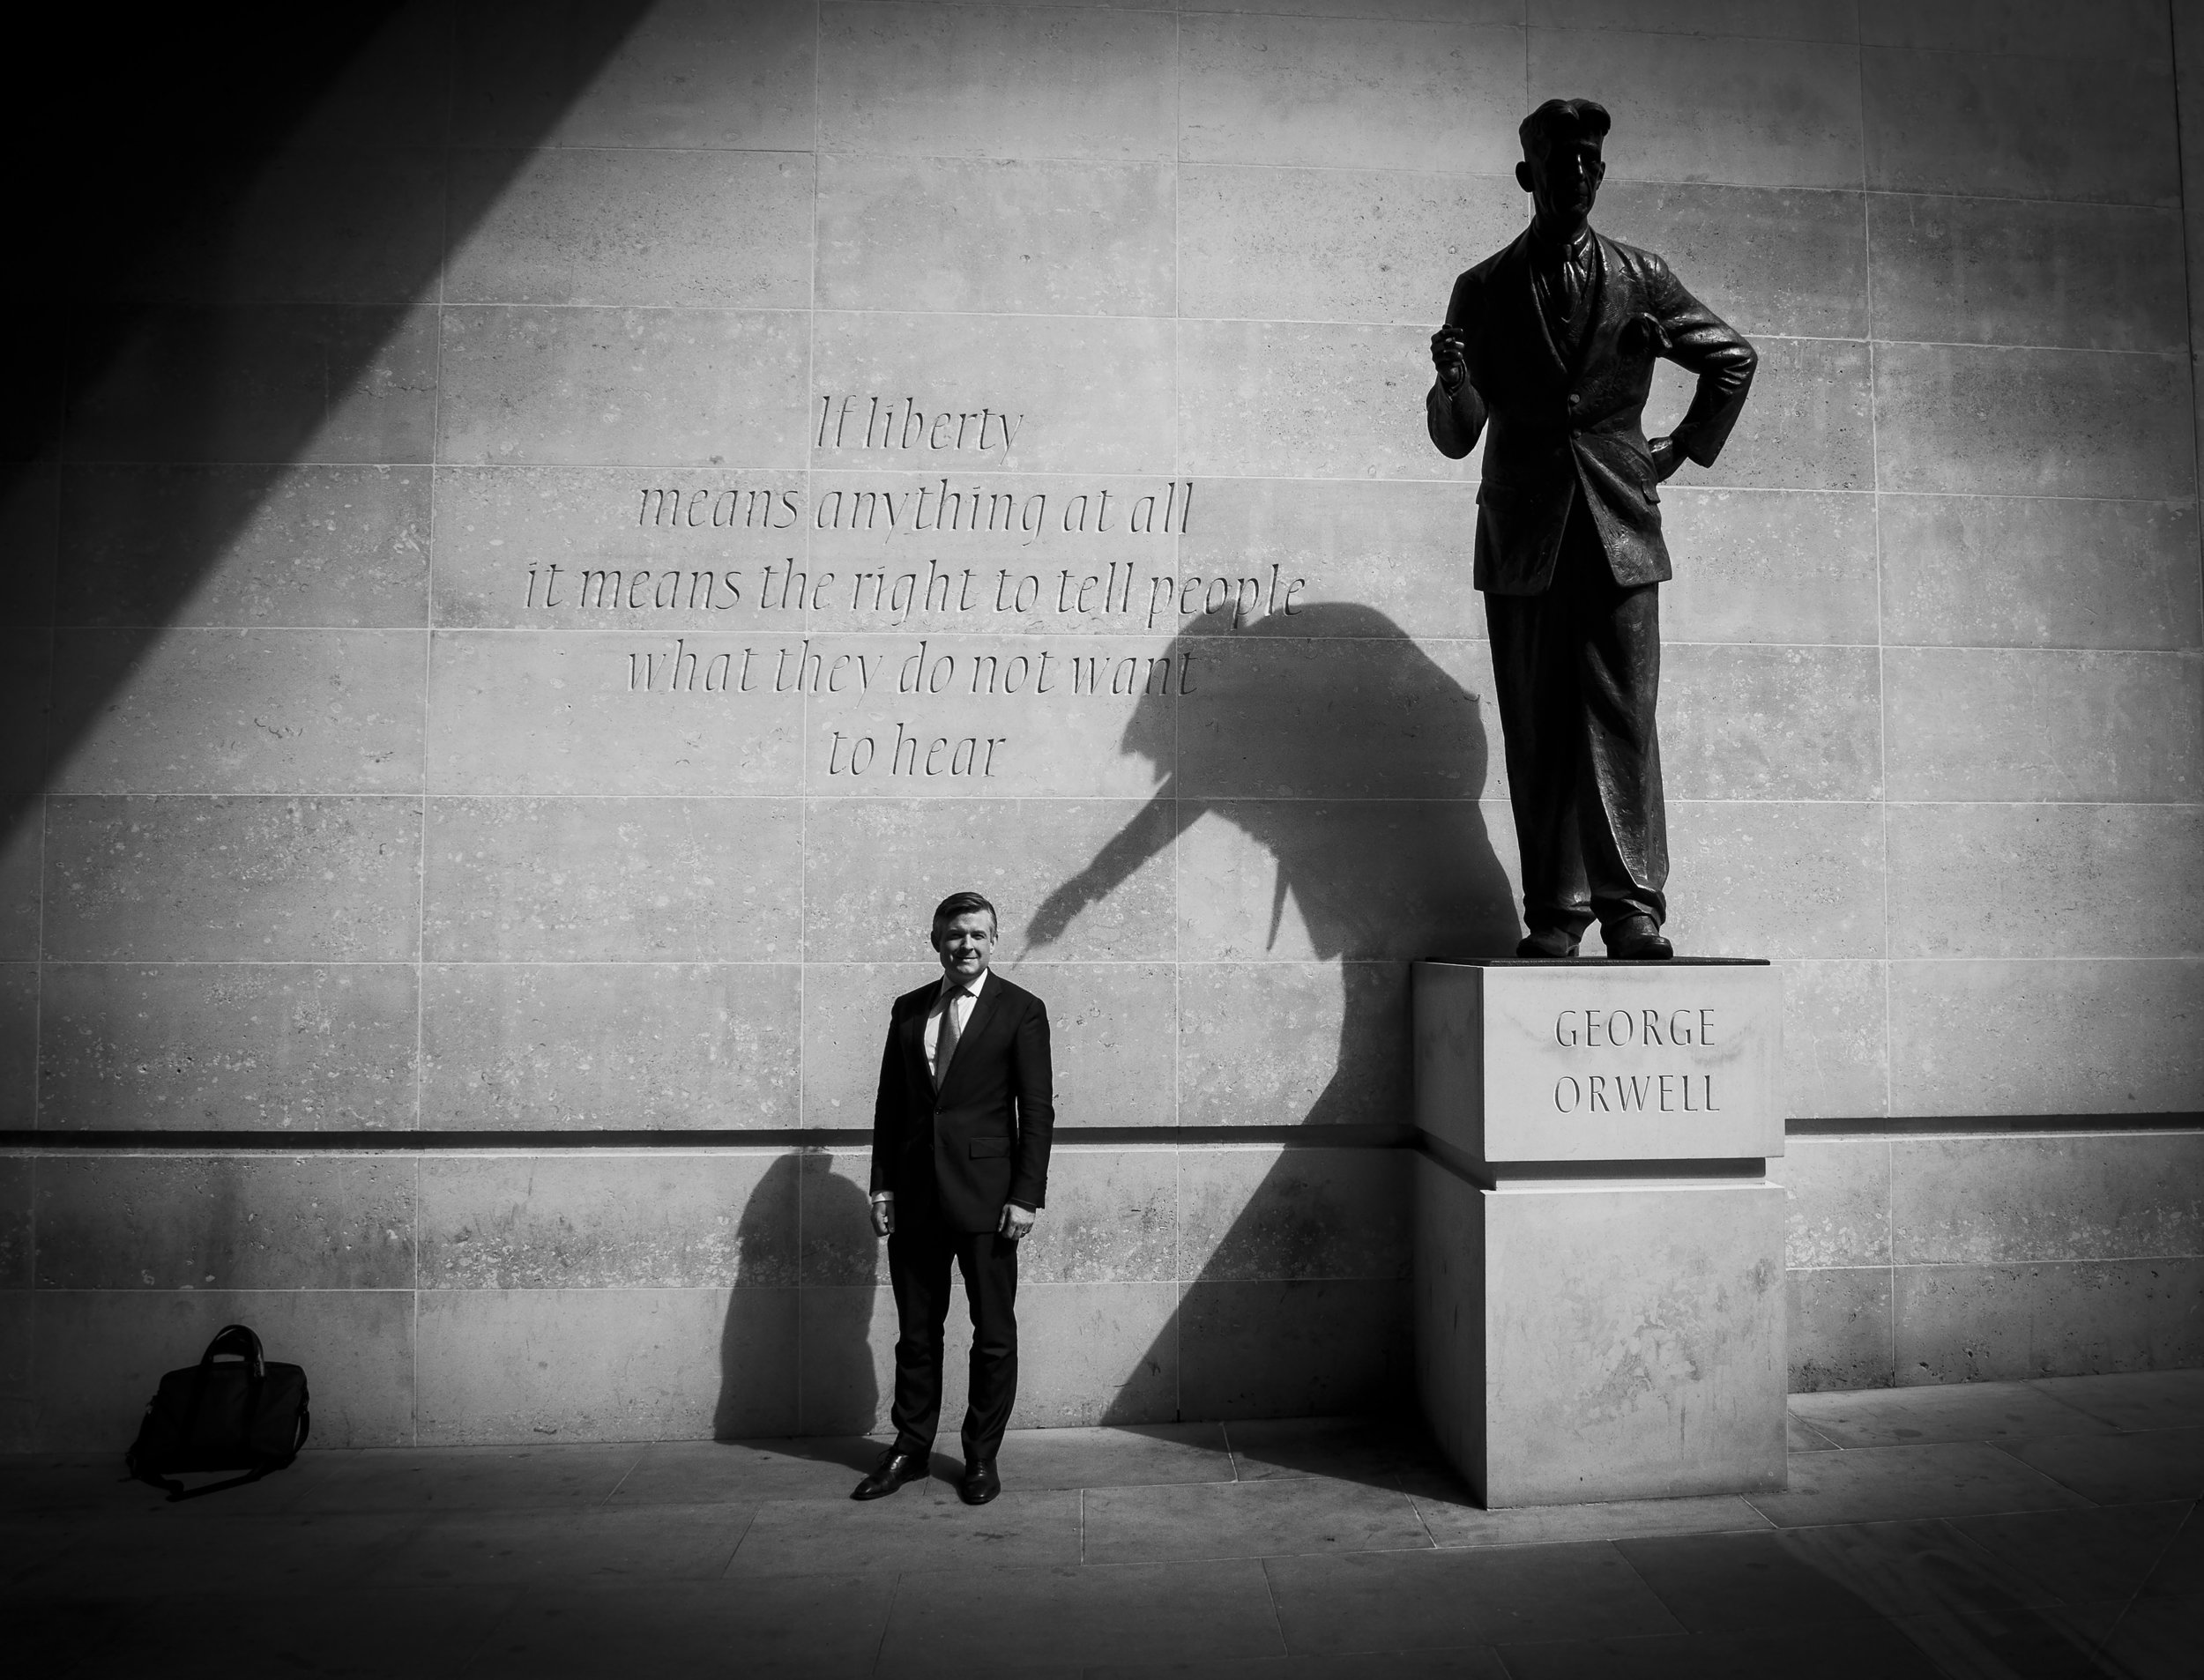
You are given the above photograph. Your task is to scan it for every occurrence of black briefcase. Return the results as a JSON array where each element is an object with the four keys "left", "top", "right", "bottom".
[{"left": 125, "top": 1324, "right": 310, "bottom": 1499}]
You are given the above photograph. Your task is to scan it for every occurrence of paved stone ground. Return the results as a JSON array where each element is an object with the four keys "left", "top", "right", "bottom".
[{"left": 4, "top": 1372, "right": 2200, "bottom": 1677}]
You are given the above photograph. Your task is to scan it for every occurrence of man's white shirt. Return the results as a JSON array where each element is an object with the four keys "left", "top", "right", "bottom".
[{"left": 924, "top": 967, "right": 988, "bottom": 1069}]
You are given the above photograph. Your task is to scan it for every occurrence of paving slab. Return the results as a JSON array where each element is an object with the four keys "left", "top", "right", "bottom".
[
  {"left": 1266, "top": 1542, "right": 1686, "bottom": 1651},
  {"left": 1786, "top": 1413, "right": 1840, "bottom": 1452},
  {"left": 1999, "top": 1425, "right": 2204, "bottom": 1505},
  {"left": 1904, "top": 1597, "right": 2183, "bottom": 1680},
  {"left": 996, "top": 1422, "right": 1235, "bottom": 1491},
  {"left": 728, "top": 1486, "right": 1081, "bottom": 1577},
  {"left": 1086, "top": 1653, "right": 1504, "bottom": 1680},
  {"left": 19, "top": 1511, "right": 426, "bottom": 1598},
  {"left": 4, "top": 1593, "right": 130, "bottom": 1678},
  {"left": 1947, "top": 1501, "right": 2194, "bottom": 1603},
  {"left": 1746, "top": 1441, "right": 2091, "bottom": 1528},
  {"left": 1411, "top": 1491, "right": 1770, "bottom": 1549},
  {"left": 0, "top": 1522, "right": 48, "bottom": 1591},
  {"left": 2027, "top": 1596, "right": 2138, "bottom": 1642},
  {"left": 363, "top": 1503, "right": 752, "bottom": 1587},
  {"left": 0, "top": 1453, "right": 325, "bottom": 1518},
  {"left": 1221, "top": 1416, "right": 1446, "bottom": 1485},
  {"left": 1081, "top": 1476, "right": 1431, "bottom": 1565},
  {"left": 1612, "top": 1529, "right": 1899, "bottom": 1633},
  {"left": 2029, "top": 1369, "right": 2204, "bottom": 1432},
  {"left": 2141, "top": 1502, "right": 2202, "bottom": 1596},
  {"left": 8, "top": 1584, "right": 511, "bottom": 1680},
  {"left": 1768, "top": 1518, "right": 2057, "bottom": 1621},
  {"left": 2089, "top": 1592, "right": 2204, "bottom": 1680},
  {"left": 288, "top": 1442, "right": 648, "bottom": 1512},
  {"left": 1491, "top": 1620, "right": 1944, "bottom": 1680},
  {"left": 875, "top": 1557, "right": 1284, "bottom": 1677},
  {"left": 10, "top": 1378, "right": 2200, "bottom": 1677},
  {"left": 1257, "top": 1549, "right": 1493, "bottom": 1654},
  {"left": 607, "top": 1436, "right": 893, "bottom": 1505},
  {"left": 1788, "top": 1379, "right": 2111, "bottom": 1446},
  {"left": 467, "top": 1576, "right": 896, "bottom": 1680}
]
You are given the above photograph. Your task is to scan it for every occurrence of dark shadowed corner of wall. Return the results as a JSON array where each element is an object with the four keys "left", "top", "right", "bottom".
[
  {"left": 0, "top": 0, "right": 661, "bottom": 1452},
  {"left": 1028, "top": 603, "right": 1517, "bottom": 1443},
  {"left": 0, "top": 0, "right": 659, "bottom": 1088}
]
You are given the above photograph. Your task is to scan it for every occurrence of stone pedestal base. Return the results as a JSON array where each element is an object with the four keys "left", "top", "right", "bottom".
[
  {"left": 1412, "top": 958, "right": 1788, "bottom": 1508},
  {"left": 1414, "top": 1156, "right": 1787, "bottom": 1506}
]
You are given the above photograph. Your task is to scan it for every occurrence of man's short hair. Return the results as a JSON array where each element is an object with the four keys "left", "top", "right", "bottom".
[
  {"left": 1520, "top": 98, "right": 1610, "bottom": 162},
  {"left": 931, "top": 890, "right": 998, "bottom": 939}
]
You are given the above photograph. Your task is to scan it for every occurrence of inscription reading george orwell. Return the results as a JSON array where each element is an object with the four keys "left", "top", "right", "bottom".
[
  {"left": 1551, "top": 1007, "right": 1721, "bottom": 1116},
  {"left": 503, "top": 397, "right": 1314, "bottom": 783}
]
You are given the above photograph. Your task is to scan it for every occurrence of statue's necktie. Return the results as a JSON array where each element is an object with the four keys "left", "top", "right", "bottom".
[
  {"left": 934, "top": 991, "right": 963, "bottom": 1089},
  {"left": 1551, "top": 256, "right": 1590, "bottom": 357},
  {"left": 1536, "top": 236, "right": 1594, "bottom": 361}
]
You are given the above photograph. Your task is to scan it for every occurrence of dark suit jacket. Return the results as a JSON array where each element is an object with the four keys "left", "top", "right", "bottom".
[
  {"left": 869, "top": 973, "right": 1054, "bottom": 1234},
  {"left": 1427, "top": 228, "right": 1757, "bottom": 595}
]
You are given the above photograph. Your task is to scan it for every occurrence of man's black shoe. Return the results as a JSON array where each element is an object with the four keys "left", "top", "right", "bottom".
[
  {"left": 1515, "top": 927, "right": 1581, "bottom": 959},
  {"left": 1605, "top": 915, "right": 1673, "bottom": 961},
  {"left": 959, "top": 1459, "right": 1001, "bottom": 1505},
  {"left": 852, "top": 1447, "right": 927, "bottom": 1501}
]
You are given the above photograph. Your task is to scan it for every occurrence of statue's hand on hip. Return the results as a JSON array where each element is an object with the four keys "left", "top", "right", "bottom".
[{"left": 1649, "top": 435, "right": 1682, "bottom": 481}]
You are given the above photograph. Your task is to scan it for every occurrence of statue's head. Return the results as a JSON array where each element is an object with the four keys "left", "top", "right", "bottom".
[{"left": 1516, "top": 98, "right": 1609, "bottom": 233}]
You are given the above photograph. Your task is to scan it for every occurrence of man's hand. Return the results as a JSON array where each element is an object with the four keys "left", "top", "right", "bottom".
[
  {"left": 999, "top": 1202, "right": 1036, "bottom": 1243},
  {"left": 1430, "top": 328, "right": 1468, "bottom": 394},
  {"left": 1649, "top": 435, "right": 1683, "bottom": 482},
  {"left": 870, "top": 1193, "right": 894, "bottom": 1238}
]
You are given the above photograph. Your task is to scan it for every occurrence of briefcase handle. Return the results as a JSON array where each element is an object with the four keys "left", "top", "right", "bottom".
[{"left": 198, "top": 1324, "right": 266, "bottom": 1380}]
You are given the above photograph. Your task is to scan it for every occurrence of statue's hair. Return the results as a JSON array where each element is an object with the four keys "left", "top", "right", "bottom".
[
  {"left": 931, "top": 890, "right": 999, "bottom": 937},
  {"left": 1520, "top": 98, "right": 1611, "bottom": 160}
]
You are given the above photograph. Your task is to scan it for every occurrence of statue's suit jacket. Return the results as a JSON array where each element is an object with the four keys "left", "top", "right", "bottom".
[
  {"left": 1428, "top": 228, "right": 1757, "bottom": 595},
  {"left": 870, "top": 975, "right": 1054, "bottom": 1234}
]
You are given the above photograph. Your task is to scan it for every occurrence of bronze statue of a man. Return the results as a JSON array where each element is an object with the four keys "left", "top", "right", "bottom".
[{"left": 1428, "top": 98, "right": 1756, "bottom": 962}]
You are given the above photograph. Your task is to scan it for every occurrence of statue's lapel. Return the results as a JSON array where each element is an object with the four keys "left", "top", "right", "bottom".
[
  {"left": 1568, "top": 233, "right": 1615, "bottom": 379},
  {"left": 1573, "top": 231, "right": 1647, "bottom": 381}
]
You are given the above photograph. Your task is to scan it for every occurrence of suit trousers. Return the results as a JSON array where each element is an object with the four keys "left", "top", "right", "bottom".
[
  {"left": 1484, "top": 498, "right": 1669, "bottom": 936},
  {"left": 886, "top": 1189, "right": 1019, "bottom": 1464}
]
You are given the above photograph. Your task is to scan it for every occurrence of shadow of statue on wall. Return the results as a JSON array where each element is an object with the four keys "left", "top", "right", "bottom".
[
  {"left": 715, "top": 1153, "right": 879, "bottom": 1454},
  {"left": 1026, "top": 601, "right": 1517, "bottom": 1127},
  {"left": 1001, "top": 602, "right": 1516, "bottom": 1440}
]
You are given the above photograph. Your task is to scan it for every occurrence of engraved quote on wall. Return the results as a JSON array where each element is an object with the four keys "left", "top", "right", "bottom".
[{"left": 511, "top": 396, "right": 1312, "bottom": 780}]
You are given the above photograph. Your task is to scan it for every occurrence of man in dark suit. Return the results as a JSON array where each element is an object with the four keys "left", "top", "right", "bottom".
[
  {"left": 853, "top": 890, "right": 1054, "bottom": 1506},
  {"left": 1428, "top": 97, "right": 1756, "bottom": 961}
]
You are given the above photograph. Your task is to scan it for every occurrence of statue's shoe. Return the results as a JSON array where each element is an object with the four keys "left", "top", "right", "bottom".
[
  {"left": 1515, "top": 928, "right": 1581, "bottom": 959},
  {"left": 1604, "top": 915, "right": 1673, "bottom": 961}
]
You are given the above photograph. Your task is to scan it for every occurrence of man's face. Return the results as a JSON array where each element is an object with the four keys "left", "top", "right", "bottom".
[
  {"left": 1517, "top": 139, "right": 1604, "bottom": 229},
  {"left": 934, "top": 911, "right": 996, "bottom": 982}
]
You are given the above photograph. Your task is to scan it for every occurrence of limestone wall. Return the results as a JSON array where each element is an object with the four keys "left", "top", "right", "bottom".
[
  {"left": 1783, "top": 1126, "right": 2204, "bottom": 1390},
  {"left": 3, "top": 0, "right": 2200, "bottom": 1449}
]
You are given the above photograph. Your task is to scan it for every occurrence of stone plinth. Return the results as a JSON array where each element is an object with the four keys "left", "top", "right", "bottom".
[{"left": 1412, "top": 959, "right": 1787, "bottom": 1508}]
